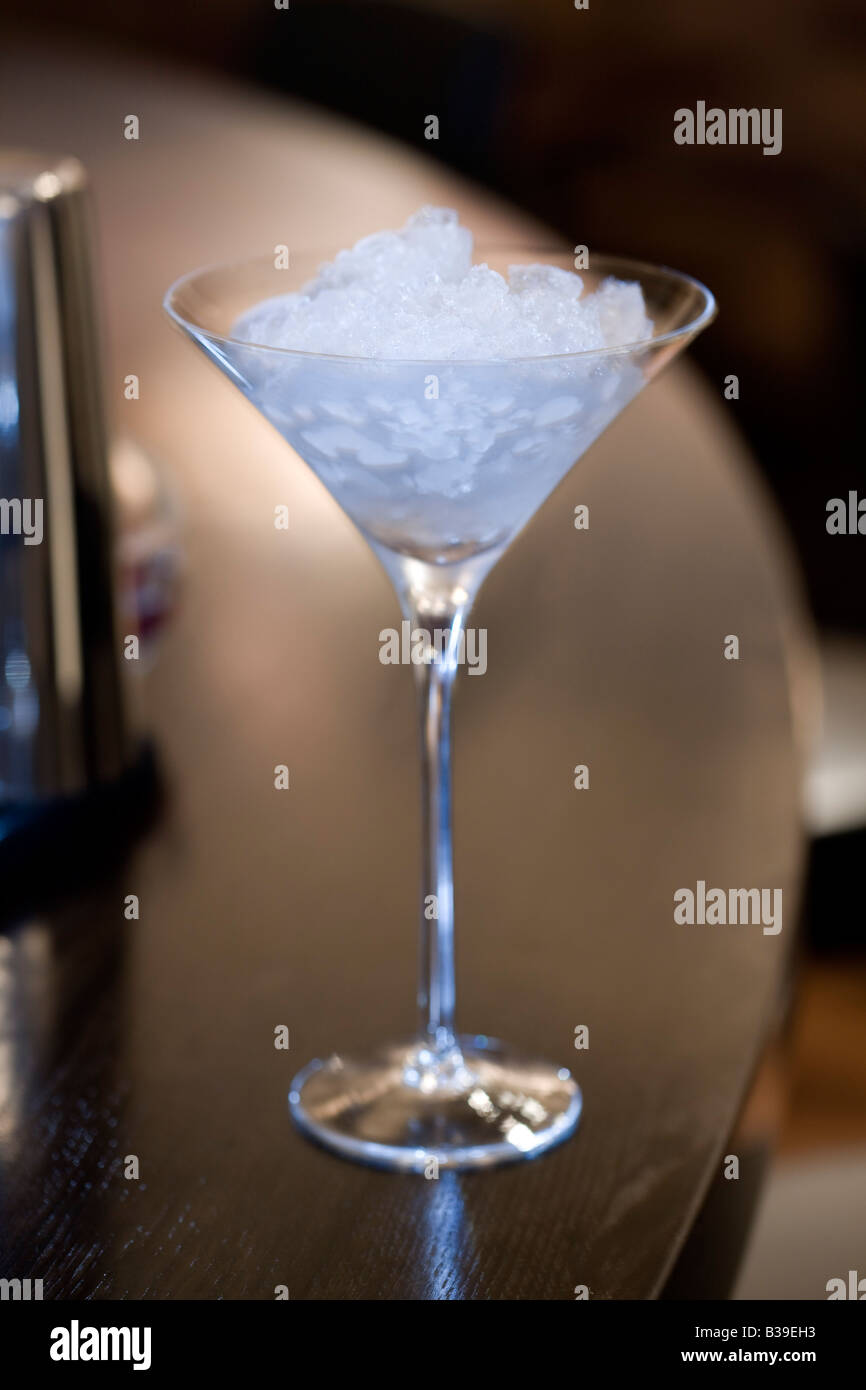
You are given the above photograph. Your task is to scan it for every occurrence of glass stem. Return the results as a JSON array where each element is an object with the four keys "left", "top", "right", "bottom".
[{"left": 412, "top": 599, "right": 468, "bottom": 1056}]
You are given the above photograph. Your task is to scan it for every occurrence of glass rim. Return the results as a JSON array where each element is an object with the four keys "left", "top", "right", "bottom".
[{"left": 163, "top": 249, "right": 717, "bottom": 367}]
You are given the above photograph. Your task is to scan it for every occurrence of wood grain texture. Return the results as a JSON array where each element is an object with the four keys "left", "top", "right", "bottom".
[{"left": 0, "top": 41, "right": 812, "bottom": 1299}]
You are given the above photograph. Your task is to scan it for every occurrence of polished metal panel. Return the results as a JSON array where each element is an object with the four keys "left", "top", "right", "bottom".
[{"left": 0, "top": 152, "right": 127, "bottom": 805}]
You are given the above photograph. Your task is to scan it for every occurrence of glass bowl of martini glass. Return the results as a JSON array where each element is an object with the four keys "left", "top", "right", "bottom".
[{"left": 165, "top": 210, "right": 716, "bottom": 1172}]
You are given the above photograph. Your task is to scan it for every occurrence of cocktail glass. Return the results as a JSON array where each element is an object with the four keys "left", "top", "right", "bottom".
[{"left": 165, "top": 248, "right": 715, "bottom": 1171}]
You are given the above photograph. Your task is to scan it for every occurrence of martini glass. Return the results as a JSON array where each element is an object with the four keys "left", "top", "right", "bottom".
[{"left": 165, "top": 248, "right": 715, "bottom": 1171}]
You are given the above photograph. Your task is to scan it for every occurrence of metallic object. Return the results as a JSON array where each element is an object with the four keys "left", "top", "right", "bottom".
[{"left": 0, "top": 152, "right": 128, "bottom": 811}]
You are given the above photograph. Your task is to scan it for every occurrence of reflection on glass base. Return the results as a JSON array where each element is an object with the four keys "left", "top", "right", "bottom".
[{"left": 288, "top": 1035, "right": 582, "bottom": 1172}]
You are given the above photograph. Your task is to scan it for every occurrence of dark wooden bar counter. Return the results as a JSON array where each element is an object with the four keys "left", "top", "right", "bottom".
[{"left": 0, "top": 43, "right": 813, "bottom": 1299}]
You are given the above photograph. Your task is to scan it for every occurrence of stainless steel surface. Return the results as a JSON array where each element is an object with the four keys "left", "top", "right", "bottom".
[{"left": 0, "top": 152, "right": 127, "bottom": 806}]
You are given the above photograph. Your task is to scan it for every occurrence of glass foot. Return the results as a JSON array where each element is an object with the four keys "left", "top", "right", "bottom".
[{"left": 288, "top": 1034, "right": 582, "bottom": 1171}]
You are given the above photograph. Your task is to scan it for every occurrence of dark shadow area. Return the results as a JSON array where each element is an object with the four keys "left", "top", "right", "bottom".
[{"left": 0, "top": 742, "right": 163, "bottom": 931}]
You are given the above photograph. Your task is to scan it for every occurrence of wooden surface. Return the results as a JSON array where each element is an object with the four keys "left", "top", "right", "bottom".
[{"left": 0, "top": 42, "right": 813, "bottom": 1299}]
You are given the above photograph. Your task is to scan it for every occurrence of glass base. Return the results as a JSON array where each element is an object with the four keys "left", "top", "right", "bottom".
[{"left": 288, "top": 1034, "right": 582, "bottom": 1172}]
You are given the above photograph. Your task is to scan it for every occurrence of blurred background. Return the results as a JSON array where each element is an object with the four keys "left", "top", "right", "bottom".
[
  {"left": 11, "top": 0, "right": 865, "bottom": 631},
  {"left": 2, "top": 0, "right": 865, "bottom": 1297}
]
